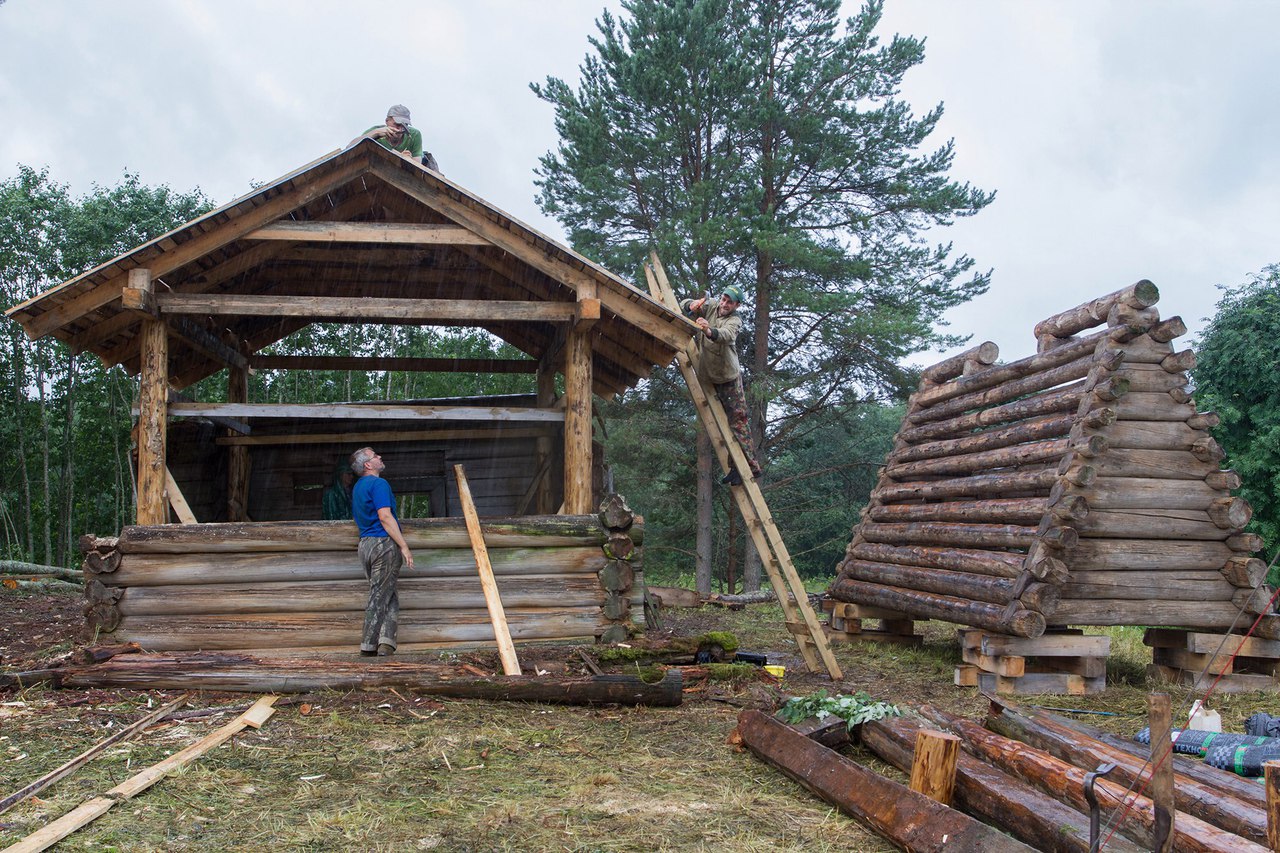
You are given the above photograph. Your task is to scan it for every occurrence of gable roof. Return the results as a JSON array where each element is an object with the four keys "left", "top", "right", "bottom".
[{"left": 5, "top": 141, "right": 694, "bottom": 397}]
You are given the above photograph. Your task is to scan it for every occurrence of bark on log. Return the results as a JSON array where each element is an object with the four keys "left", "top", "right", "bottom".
[
  {"left": 907, "top": 355, "right": 1097, "bottom": 426},
  {"left": 1033, "top": 281, "right": 1160, "bottom": 339},
  {"left": 736, "top": 710, "right": 1035, "bottom": 853},
  {"left": 597, "top": 494, "right": 634, "bottom": 532},
  {"left": 846, "top": 543, "right": 1023, "bottom": 579},
  {"left": 885, "top": 438, "right": 1070, "bottom": 480},
  {"left": 985, "top": 699, "right": 1268, "bottom": 844},
  {"left": 913, "top": 335, "right": 1106, "bottom": 409},
  {"left": 919, "top": 705, "right": 1266, "bottom": 853},
  {"left": 52, "top": 653, "right": 683, "bottom": 704},
  {"left": 876, "top": 469, "right": 1059, "bottom": 503},
  {"left": 0, "top": 562, "right": 84, "bottom": 583},
  {"left": 860, "top": 714, "right": 1144, "bottom": 853},
  {"left": 869, "top": 498, "right": 1051, "bottom": 526},
  {"left": 891, "top": 415, "right": 1075, "bottom": 465},
  {"left": 79, "top": 535, "right": 118, "bottom": 555},
  {"left": 115, "top": 516, "right": 629, "bottom": 554},
  {"left": 838, "top": 558, "right": 1022, "bottom": 606},
  {"left": 859, "top": 521, "right": 1040, "bottom": 550},
  {"left": 828, "top": 577, "right": 1046, "bottom": 637},
  {"left": 920, "top": 341, "right": 1000, "bottom": 385},
  {"left": 898, "top": 384, "right": 1085, "bottom": 444}
]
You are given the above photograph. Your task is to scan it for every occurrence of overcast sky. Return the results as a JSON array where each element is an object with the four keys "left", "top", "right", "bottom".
[{"left": 2, "top": 0, "right": 1275, "bottom": 365}]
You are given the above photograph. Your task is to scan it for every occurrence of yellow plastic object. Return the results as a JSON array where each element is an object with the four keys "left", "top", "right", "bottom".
[{"left": 763, "top": 665, "right": 785, "bottom": 678}]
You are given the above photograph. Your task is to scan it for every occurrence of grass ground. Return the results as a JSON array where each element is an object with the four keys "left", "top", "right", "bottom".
[{"left": 2, "top": 587, "right": 1278, "bottom": 851}]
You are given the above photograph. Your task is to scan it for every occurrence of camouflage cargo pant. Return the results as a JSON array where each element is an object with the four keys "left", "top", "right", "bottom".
[
  {"left": 714, "top": 377, "right": 762, "bottom": 477},
  {"left": 358, "top": 536, "right": 402, "bottom": 652}
]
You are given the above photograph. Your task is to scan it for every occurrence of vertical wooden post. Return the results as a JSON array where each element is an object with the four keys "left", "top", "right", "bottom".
[
  {"left": 908, "top": 729, "right": 960, "bottom": 805},
  {"left": 454, "top": 464, "right": 521, "bottom": 676},
  {"left": 562, "top": 311, "right": 593, "bottom": 515},
  {"left": 1148, "top": 692, "right": 1175, "bottom": 852},
  {"left": 131, "top": 268, "right": 168, "bottom": 526},
  {"left": 535, "top": 356, "right": 557, "bottom": 515},
  {"left": 226, "top": 360, "right": 250, "bottom": 522},
  {"left": 1266, "top": 760, "right": 1280, "bottom": 852}
]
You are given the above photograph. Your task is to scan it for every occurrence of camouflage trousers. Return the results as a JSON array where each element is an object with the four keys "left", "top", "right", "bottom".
[
  {"left": 358, "top": 536, "right": 402, "bottom": 652},
  {"left": 714, "top": 377, "right": 762, "bottom": 477}
]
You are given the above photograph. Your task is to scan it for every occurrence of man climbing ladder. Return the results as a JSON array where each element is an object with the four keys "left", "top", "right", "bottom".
[{"left": 646, "top": 253, "right": 842, "bottom": 680}]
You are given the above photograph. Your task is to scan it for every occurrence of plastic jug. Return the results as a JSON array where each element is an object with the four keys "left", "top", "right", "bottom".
[{"left": 1189, "top": 700, "right": 1223, "bottom": 733}]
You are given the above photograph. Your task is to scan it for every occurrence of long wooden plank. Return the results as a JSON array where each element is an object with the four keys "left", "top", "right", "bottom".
[
  {"left": 155, "top": 293, "right": 579, "bottom": 323},
  {"left": 159, "top": 402, "right": 564, "bottom": 422},
  {"left": 646, "top": 255, "right": 840, "bottom": 678},
  {"left": 454, "top": 464, "right": 521, "bottom": 676},
  {"left": 3, "top": 696, "right": 277, "bottom": 853},
  {"left": 246, "top": 221, "right": 491, "bottom": 244},
  {"left": 0, "top": 695, "right": 189, "bottom": 816},
  {"left": 163, "top": 467, "right": 198, "bottom": 524}
]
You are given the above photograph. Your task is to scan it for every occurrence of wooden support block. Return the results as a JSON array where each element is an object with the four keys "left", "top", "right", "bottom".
[
  {"left": 909, "top": 729, "right": 960, "bottom": 805},
  {"left": 978, "top": 672, "right": 1103, "bottom": 695},
  {"left": 954, "top": 664, "right": 979, "bottom": 687},
  {"left": 1152, "top": 646, "right": 1233, "bottom": 675},
  {"left": 1147, "top": 664, "right": 1277, "bottom": 693},
  {"left": 980, "top": 632, "right": 1106, "bottom": 658},
  {"left": 962, "top": 646, "right": 1026, "bottom": 678},
  {"left": 828, "top": 601, "right": 912, "bottom": 621},
  {"left": 1026, "top": 656, "right": 1108, "bottom": 678}
]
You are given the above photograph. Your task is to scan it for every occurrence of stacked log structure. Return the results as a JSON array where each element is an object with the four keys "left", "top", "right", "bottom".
[
  {"left": 830, "top": 281, "right": 1271, "bottom": 638},
  {"left": 79, "top": 510, "right": 644, "bottom": 653}
]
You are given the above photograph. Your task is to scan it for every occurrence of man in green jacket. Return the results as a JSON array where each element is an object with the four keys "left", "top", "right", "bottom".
[
  {"left": 680, "top": 285, "right": 762, "bottom": 485},
  {"left": 351, "top": 104, "right": 423, "bottom": 162}
]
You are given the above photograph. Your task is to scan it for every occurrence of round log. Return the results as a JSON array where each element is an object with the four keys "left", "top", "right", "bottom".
[
  {"left": 1080, "top": 477, "right": 1221, "bottom": 510},
  {"left": 1094, "top": 449, "right": 1217, "bottom": 480},
  {"left": 1033, "top": 281, "right": 1160, "bottom": 339},
  {"left": 891, "top": 414, "right": 1073, "bottom": 465},
  {"left": 1047, "top": 494, "right": 1089, "bottom": 522},
  {"left": 913, "top": 336, "right": 1102, "bottom": 409},
  {"left": 877, "top": 469, "right": 1059, "bottom": 504},
  {"left": 838, "top": 558, "right": 1020, "bottom": 606},
  {"left": 1234, "top": 586, "right": 1275, "bottom": 615},
  {"left": 908, "top": 355, "right": 1097, "bottom": 426},
  {"left": 828, "top": 577, "right": 1046, "bottom": 638},
  {"left": 1208, "top": 496, "right": 1253, "bottom": 530},
  {"left": 1065, "top": 538, "right": 1234, "bottom": 572},
  {"left": 597, "top": 494, "right": 634, "bottom": 531},
  {"left": 898, "top": 385, "right": 1085, "bottom": 444},
  {"left": 860, "top": 521, "right": 1038, "bottom": 551},
  {"left": 79, "top": 535, "right": 118, "bottom": 555},
  {"left": 1192, "top": 436, "right": 1226, "bottom": 463},
  {"left": 1022, "top": 547, "right": 1069, "bottom": 583},
  {"left": 1222, "top": 556, "right": 1268, "bottom": 588},
  {"left": 604, "top": 532, "right": 635, "bottom": 561},
  {"left": 1091, "top": 377, "right": 1130, "bottom": 401},
  {"left": 870, "top": 498, "right": 1050, "bottom": 526},
  {"left": 1115, "top": 393, "right": 1196, "bottom": 422},
  {"left": 1205, "top": 469, "right": 1241, "bottom": 491},
  {"left": 1020, "top": 582, "right": 1060, "bottom": 615},
  {"left": 920, "top": 342, "right": 1000, "bottom": 385},
  {"left": 847, "top": 543, "right": 1023, "bottom": 578},
  {"left": 1106, "top": 303, "right": 1160, "bottom": 329},
  {"left": 1188, "top": 412, "right": 1221, "bottom": 431},
  {"left": 885, "top": 438, "right": 1069, "bottom": 481},
  {"left": 1077, "top": 509, "right": 1230, "bottom": 541},
  {"left": 1149, "top": 316, "right": 1187, "bottom": 343},
  {"left": 1228, "top": 532, "right": 1264, "bottom": 553},
  {"left": 1161, "top": 350, "right": 1197, "bottom": 372},
  {"left": 1114, "top": 367, "right": 1190, "bottom": 394},
  {"left": 1169, "top": 387, "right": 1193, "bottom": 404},
  {"left": 85, "top": 550, "right": 122, "bottom": 574}
]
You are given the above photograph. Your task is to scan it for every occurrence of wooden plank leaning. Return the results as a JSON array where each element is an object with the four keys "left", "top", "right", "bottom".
[
  {"left": 0, "top": 694, "right": 189, "bottom": 816},
  {"left": 645, "top": 253, "right": 841, "bottom": 679},
  {"left": 454, "top": 464, "right": 521, "bottom": 676},
  {"left": 2, "top": 695, "right": 278, "bottom": 853}
]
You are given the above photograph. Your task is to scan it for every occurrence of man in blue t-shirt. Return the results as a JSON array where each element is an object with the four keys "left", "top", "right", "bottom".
[{"left": 349, "top": 447, "right": 414, "bottom": 656}]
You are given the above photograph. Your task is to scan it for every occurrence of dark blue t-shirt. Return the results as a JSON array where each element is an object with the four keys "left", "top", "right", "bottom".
[{"left": 352, "top": 475, "right": 397, "bottom": 537}]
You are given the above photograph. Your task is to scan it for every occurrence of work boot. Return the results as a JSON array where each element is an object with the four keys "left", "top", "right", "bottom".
[
  {"left": 360, "top": 648, "right": 377, "bottom": 657},
  {"left": 377, "top": 643, "right": 395, "bottom": 657},
  {"left": 721, "top": 470, "right": 743, "bottom": 486}
]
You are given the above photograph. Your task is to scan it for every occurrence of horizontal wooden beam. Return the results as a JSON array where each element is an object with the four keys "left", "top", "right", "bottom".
[
  {"left": 155, "top": 293, "right": 581, "bottom": 323},
  {"left": 246, "top": 221, "right": 491, "bottom": 245},
  {"left": 154, "top": 402, "right": 564, "bottom": 422},
  {"left": 216, "top": 426, "right": 550, "bottom": 446},
  {"left": 249, "top": 355, "right": 538, "bottom": 374}
]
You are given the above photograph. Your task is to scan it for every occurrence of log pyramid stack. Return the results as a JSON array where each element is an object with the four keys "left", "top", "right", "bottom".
[{"left": 829, "top": 281, "right": 1271, "bottom": 638}]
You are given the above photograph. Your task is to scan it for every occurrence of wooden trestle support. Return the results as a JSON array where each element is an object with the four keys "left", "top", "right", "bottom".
[
  {"left": 1144, "top": 628, "right": 1280, "bottom": 693},
  {"left": 955, "top": 629, "right": 1110, "bottom": 695}
]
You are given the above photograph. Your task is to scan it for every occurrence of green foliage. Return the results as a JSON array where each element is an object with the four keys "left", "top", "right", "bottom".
[
  {"left": 777, "top": 689, "right": 900, "bottom": 730},
  {"left": 1193, "top": 264, "right": 1280, "bottom": 570}
]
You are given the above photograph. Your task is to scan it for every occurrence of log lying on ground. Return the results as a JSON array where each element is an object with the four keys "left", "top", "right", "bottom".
[
  {"left": 860, "top": 714, "right": 1143, "bottom": 853},
  {"left": 0, "top": 561, "right": 84, "bottom": 583},
  {"left": 828, "top": 577, "right": 1045, "bottom": 637},
  {"left": 49, "top": 653, "right": 683, "bottom": 705},
  {"left": 985, "top": 698, "right": 1268, "bottom": 844},
  {"left": 736, "top": 710, "right": 1034, "bottom": 852},
  {"left": 918, "top": 705, "right": 1266, "bottom": 853}
]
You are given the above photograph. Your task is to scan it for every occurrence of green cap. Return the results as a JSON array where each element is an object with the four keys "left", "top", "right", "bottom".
[{"left": 722, "top": 285, "right": 744, "bottom": 304}]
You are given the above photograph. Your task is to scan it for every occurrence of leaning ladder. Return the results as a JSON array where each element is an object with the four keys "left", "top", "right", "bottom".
[{"left": 644, "top": 252, "right": 842, "bottom": 679}]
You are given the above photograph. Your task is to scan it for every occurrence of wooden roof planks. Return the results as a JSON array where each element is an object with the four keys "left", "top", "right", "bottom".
[{"left": 829, "top": 281, "right": 1271, "bottom": 637}]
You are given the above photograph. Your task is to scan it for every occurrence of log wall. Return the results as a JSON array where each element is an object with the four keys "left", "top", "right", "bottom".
[
  {"left": 830, "top": 281, "right": 1268, "bottom": 637},
  {"left": 79, "top": 510, "right": 644, "bottom": 653}
]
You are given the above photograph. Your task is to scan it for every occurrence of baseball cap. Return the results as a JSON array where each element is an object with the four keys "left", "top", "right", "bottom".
[
  {"left": 722, "top": 285, "right": 744, "bottom": 304},
  {"left": 387, "top": 104, "right": 412, "bottom": 126}
]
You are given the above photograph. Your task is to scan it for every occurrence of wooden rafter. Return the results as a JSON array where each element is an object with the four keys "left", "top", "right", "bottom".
[{"left": 246, "top": 221, "right": 491, "bottom": 245}]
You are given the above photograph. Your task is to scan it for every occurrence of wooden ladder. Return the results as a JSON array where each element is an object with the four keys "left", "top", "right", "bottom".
[{"left": 644, "top": 252, "right": 842, "bottom": 679}]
